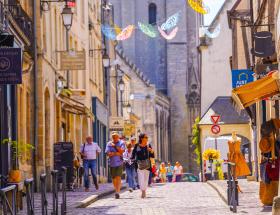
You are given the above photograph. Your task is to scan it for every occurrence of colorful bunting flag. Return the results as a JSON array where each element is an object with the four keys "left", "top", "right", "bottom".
[
  {"left": 187, "top": 0, "right": 209, "bottom": 14},
  {"left": 116, "top": 25, "right": 135, "bottom": 41},
  {"left": 138, "top": 22, "right": 158, "bottom": 38},
  {"left": 158, "top": 26, "right": 178, "bottom": 40},
  {"left": 204, "top": 24, "right": 221, "bottom": 39},
  {"left": 161, "top": 12, "right": 180, "bottom": 31},
  {"left": 101, "top": 24, "right": 117, "bottom": 40}
]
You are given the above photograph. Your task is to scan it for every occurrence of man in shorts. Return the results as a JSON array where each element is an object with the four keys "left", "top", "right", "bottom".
[{"left": 105, "top": 132, "right": 125, "bottom": 199}]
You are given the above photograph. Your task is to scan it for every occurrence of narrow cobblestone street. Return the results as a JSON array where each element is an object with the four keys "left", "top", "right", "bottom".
[{"left": 70, "top": 182, "right": 233, "bottom": 215}]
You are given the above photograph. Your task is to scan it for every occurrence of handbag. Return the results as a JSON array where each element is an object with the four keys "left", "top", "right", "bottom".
[
  {"left": 137, "top": 145, "right": 151, "bottom": 170},
  {"left": 80, "top": 143, "right": 86, "bottom": 159}
]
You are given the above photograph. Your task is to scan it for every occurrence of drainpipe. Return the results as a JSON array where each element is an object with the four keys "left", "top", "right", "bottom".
[{"left": 32, "top": 0, "right": 38, "bottom": 191}]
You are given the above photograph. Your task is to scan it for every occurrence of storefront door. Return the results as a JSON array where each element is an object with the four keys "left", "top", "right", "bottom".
[{"left": 0, "top": 85, "right": 9, "bottom": 177}]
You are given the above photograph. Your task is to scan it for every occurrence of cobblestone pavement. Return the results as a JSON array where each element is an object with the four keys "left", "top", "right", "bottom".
[
  {"left": 208, "top": 179, "right": 272, "bottom": 215},
  {"left": 70, "top": 182, "right": 235, "bottom": 215},
  {"left": 18, "top": 182, "right": 125, "bottom": 214}
]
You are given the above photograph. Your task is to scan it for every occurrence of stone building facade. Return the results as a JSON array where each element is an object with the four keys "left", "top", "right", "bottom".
[
  {"left": 115, "top": 48, "right": 171, "bottom": 162},
  {"left": 110, "top": 0, "right": 201, "bottom": 171},
  {"left": 33, "top": 0, "right": 106, "bottom": 185}
]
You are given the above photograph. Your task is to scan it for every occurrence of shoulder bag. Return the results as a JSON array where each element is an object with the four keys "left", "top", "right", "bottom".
[{"left": 137, "top": 145, "right": 151, "bottom": 170}]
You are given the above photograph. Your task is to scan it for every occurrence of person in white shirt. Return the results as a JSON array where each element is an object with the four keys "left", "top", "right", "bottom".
[
  {"left": 80, "top": 136, "right": 101, "bottom": 192},
  {"left": 123, "top": 143, "right": 136, "bottom": 192},
  {"left": 173, "top": 161, "right": 183, "bottom": 182}
]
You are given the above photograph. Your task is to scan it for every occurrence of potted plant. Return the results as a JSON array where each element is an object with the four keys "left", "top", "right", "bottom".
[
  {"left": 203, "top": 148, "right": 221, "bottom": 180},
  {"left": 1, "top": 138, "right": 34, "bottom": 183}
]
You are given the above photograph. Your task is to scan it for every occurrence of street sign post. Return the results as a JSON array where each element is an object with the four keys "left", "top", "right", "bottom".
[{"left": 211, "top": 115, "right": 221, "bottom": 150}]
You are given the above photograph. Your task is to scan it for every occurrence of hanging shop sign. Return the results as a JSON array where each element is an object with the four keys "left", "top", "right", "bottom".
[
  {"left": 123, "top": 123, "right": 136, "bottom": 137},
  {"left": 0, "top": 48, "right": 22, "bottom": 85},
  {"left": 109, "top": 117, "right": 124, "bottom": 131},
  {"left": 60, "top": 50, "right": 86, "bottom": 70},
  {"left": 232, "top": 69, "right": 254, "bottom": 89}
]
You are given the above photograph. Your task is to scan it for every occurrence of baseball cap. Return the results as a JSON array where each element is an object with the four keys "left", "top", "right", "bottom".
[{"left": 111, "top": 131, "right": 119, "bottom": 137}]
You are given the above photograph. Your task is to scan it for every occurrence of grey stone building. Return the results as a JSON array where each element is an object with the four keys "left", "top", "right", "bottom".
[{"left": 110, "top": 0, "right": 201, "bottom": 172}]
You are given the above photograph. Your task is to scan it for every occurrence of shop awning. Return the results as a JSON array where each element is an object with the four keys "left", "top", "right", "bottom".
[
  {"left": 56, "top": 93, "right": 94, "bottom": 120},
  {"left": 232, "top": 71, "right": 280, "bottom": 109}
]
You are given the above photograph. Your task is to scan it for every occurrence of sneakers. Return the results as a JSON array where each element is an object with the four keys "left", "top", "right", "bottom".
[
  {"left": 85, "top": 188, "right": 90, "bottom": 192},
  {"left": 129, "top": 188, "right": 133, "bottom": 192},
  {"left": 115, "top": 193, "right": 120, "bottom": 199}
]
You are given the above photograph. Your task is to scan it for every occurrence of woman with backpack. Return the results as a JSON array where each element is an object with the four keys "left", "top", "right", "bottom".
[{"left": 131, "top": 133, "right": 155, "bottom": 198}]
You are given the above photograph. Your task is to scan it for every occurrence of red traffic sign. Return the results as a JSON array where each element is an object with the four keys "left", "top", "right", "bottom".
[
  {"left": 211, "top": 115, "right": 220, "bottom": 124},
  {"left": 211, "top": 125, "right": 221, "bottom": 135}
]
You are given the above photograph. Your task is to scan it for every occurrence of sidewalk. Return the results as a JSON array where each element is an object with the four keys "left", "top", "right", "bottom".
[
  {"left": 18, "top": 182, "right": 127, "bottom": 214},
  {"left": 207, "top": 179, "right": 272, "bottom": 214}
]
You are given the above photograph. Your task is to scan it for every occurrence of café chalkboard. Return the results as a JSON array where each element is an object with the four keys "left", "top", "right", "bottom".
[{"left": 54, "top": 142, "right": 74, "bottom": 184}]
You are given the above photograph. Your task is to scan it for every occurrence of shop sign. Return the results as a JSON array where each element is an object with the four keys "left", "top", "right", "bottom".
[
  {"left": 109, "top": 117, "right": 124, "bottom": 131},
  {"left": 123, "top": 123, "right": 136, "bottom": 137},
  {"left": 60, "top": 50, "right": 86, "bottom": 70},
  {"left": 0, "top": 48, "right": 22, "bottom": 84},
  {"left": 232, "top": 69, "right": 254, "bottom": 89}
]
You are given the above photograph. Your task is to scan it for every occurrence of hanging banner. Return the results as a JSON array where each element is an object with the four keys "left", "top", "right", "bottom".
[
  {"left": 232, "top": 69, "right": 254, "bottom": 89},
  {"left": 0, "top": 48, "right": 22, "bottom": 85}
]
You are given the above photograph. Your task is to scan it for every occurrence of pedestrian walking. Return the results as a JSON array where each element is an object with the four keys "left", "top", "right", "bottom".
[
  {"left": 130, "top": 136, "right": 139, "bottom": 188},
  {"left": 174, "top": 161, "right": 183, "bottom": 182},
  {"left": 166, "top": 162, "right": 174, "bottom": 182},
  {"left": 80, "top": 136, "right": 101, "bottom": 192},
  {"left": 123, "top": 143, "right": 136, "bottom": 192},
  {"left": 105, "top": 132, "right": 125, "bottom": 199},
  {"left": 159, "top": 162, "right": 167, "bottom": 183},
  {"left": 131, "top": 133, "right": 155, "bottom": 198}
]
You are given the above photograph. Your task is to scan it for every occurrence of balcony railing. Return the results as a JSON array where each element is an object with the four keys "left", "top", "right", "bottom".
[{"left": 6, "top": 0, "right": 33, "bottom": 43}]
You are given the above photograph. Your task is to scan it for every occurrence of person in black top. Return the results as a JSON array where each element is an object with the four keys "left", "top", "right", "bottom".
[{"left": 131, "top": 133, "right": 154, "bottom": 198}]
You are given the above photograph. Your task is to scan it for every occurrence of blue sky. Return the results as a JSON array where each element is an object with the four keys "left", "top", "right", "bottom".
[{"left": 203, "top": 0, "right": 226, "bottom": 26}]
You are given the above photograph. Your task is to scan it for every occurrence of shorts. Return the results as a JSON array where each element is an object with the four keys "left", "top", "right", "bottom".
[{"left": 110, "top": 165, "right": 123, "bottom": 178}]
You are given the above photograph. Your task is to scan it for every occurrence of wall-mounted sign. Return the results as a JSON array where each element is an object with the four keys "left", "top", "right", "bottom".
[
  {"left": 0, "top": 48, "right": 22, "bottom": 85},
  {"left": 60, "top": 50, "right": 86, "bottom": 70},
  {"left": 232, "top": 69, "right": 254, "bottom": 89},
  {"left": 123, "top": 123, "right": 136, "bottom": 137},
  {"left": 109, "top": 117, "right": 124, "bottom": 131}
]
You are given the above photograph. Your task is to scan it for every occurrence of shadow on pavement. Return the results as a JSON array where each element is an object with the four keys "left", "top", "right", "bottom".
[
  {"left": 72, "top": 206, "right": 126, "bottom": 215},
  {"left": 261, "top": 206, "right": 272, "bottom": 213}
]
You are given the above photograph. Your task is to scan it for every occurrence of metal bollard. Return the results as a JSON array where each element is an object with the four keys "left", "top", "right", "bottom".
[
  {"left": 61, "top": 167, "right": 67, "bottom": 215},
  {"left": 0, "top": 185, "right": 17, "bottom": 215},
  {"left": 51, "top": 170, "right": 59, "bottom": 215},
  {"left": 24, "top": 178, "right": 35, "bottom": 215},
  {"left": 40, "top": 174, "right": 48, "bottom": 215}
]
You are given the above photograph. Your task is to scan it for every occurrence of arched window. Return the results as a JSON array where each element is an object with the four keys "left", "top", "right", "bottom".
[{"left": 149, "top": 3, "right": 157, "bottom": 25}]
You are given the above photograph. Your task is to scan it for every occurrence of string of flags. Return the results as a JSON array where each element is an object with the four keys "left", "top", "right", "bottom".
[
  {"left": 101, "top": 1, "right": 221, "bottom": 41},
  {"left": 102, "top": 12, "right": 181, "bottom": 41}
]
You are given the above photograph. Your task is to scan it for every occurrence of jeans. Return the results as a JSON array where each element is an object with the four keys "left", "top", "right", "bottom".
[
  {"left": 148, "top": 171, "right": 153, "bottom": 185},
  {"left": 167, "top": 175, "right": 173, "bottom": 182},
  {"left": 175, "top": 175, "right": 182, "bottom": 182},
  {"left": 83, "top": 159, "right": 97, "bottom": 189},
  {"left": 125, "top": 166, "right": 136, "bottom": 189}
]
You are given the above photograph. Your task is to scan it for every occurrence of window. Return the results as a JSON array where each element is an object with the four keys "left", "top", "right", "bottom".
[{"left": 149, "top": 3, "right": 157, "bottom": 25}]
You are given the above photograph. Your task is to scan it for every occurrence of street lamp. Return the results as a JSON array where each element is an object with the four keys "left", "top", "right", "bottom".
[
  {"left": 61, "top": 4, "right": 73, "bottom": 31},
  {"left": 126, "top": 103, "right": 132, "bottom": 113},
  {"left": 118, "top": 78, "right": 125, "bottom": 116},
  {"left": 118, "top": 78, "right": 125, "bottom": 92},
  {"left": 102, "top": 53, "right": 110, "bottom": 68}
]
